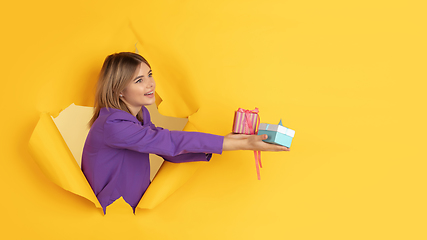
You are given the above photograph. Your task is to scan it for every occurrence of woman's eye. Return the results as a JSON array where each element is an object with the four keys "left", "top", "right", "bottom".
[
  {"left": 149, "top": 73, "right": 153, "bottom": 77},
  {"left": 136, "top": 79, "right": 142, "bottom": 83}
]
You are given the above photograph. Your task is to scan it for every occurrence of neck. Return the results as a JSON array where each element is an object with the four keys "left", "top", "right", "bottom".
[
  {"left": 121, "top": 99, "right": 141, "bottom": 117},
  {"left": 129, "top": 106, "right": 141, "bottom": 117}
]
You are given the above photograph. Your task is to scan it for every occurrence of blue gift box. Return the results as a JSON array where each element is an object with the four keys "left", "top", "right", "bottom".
[{"left": 257, "top": 120, "right": 295, "bottom": 148}]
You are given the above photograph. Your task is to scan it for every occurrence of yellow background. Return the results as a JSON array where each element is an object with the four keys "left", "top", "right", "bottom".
[{"left": 1, "top": 0, "right": 426, "bottom": 239}]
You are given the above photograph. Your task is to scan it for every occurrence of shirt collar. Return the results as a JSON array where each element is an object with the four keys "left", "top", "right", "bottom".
[{"left": 100, "top": 107, "right": 147, "bottom": 124}]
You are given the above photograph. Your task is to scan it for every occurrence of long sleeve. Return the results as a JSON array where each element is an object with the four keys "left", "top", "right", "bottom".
[
  {"left": 159, "top": 152, "right": 212, "bottom": 163},
  {"left": 82, "top": 107, "right": 223, "bottom": 214},
  {"left": 147, "top": 116, "right": 215, "bottom": 162},
  {"left": 104, "top": 112, "right": 224, "bottom": 157}
]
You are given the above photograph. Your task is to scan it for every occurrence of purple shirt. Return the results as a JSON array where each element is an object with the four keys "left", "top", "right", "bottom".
[{"left": 82, "top": 106, "right": 223, "bottom": 214}]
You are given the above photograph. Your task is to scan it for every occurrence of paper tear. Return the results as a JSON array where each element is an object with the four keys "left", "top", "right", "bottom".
[
  {"left": 29, "top": 102, "right": 199, "bottom": 211},
  {"left": 28, "top": 111, "right": 101, "bottom": 208},
  {"left": 52, "top": 103, "right": 92, "bottom": 167},
  {"left": 135, "top": 42, "right": 139, "bottom": 54}
]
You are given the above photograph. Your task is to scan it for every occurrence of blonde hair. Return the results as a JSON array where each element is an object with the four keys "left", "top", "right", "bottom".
[{"left": 89, "top": 52, "right": 151, "bottom": 126}]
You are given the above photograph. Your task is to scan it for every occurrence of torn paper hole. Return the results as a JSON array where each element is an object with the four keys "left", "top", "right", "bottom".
[{"left": 29, "top": 101, "right": 201, "bottom": 211}]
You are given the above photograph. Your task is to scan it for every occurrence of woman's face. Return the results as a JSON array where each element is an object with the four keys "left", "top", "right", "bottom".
[{"left": 121, "top": 63, "right": 156, "bottom": 112}]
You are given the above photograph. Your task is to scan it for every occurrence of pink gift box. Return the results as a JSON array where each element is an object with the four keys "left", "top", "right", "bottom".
[{"left": 232, "top": 108, "right": 260, "bottom": 135}]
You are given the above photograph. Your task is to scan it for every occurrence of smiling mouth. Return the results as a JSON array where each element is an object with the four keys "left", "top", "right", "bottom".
[{"left": 144, "top": 91, "right": 154, "bottom": 96}]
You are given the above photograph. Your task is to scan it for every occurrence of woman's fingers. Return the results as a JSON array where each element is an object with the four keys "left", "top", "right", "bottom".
[
  {"left": 223, "top": 133, "right": 290, "bottom": 152},
  {"left": 258, "top": 134, "right": 268, "bottom": 140},
  {"left": 262, "top": 142, "right": 290, "bottom": 151},
  {"left": 251, "top": 134, "right": 290, "bottom": 151}
]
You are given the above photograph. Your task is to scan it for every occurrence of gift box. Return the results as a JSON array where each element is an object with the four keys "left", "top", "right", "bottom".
[
  {"left": 257, "top": 120, "right": 295, "bottom": 148},
  {"left": 232, "top": 108, "right": 260, "bottom": 134}
]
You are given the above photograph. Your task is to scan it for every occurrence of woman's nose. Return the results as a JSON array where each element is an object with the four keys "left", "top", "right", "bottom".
[{"left": 147, "top": 78, "right": 155, "bottom": 88}]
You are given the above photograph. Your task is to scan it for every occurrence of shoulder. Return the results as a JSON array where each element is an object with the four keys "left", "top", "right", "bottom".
[
  {"left": 101, "top": 108, "right": 139, "bottom": 123},
  {"left": 100, "top": 108, "right": 141, "bottom": 137}
]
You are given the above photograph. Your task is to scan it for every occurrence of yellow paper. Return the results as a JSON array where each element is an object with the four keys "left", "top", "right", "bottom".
[
  {"left": 52, "top": 104, "right": 93, "bottom": 167},
  {"left": 28, "top": 102, "right": 195, "bottom": 211},
  {"left": 28, "top": 112, "right": 101, "bottom": 208},
  {"left": 3, "top": 0, "right": 427, "bottom": 239}
]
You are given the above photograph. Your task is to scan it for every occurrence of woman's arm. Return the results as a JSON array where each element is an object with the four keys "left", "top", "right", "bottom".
[
  {"left": 222, "top": 133, "right": 290, "bottom": 152},
  {"left": 104, "top": 114, "right": 223, "bottom": 156}
]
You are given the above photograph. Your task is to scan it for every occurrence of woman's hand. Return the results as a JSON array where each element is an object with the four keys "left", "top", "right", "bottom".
[{"left": 222, "top": 133, "right": 290, "bottom": 152}]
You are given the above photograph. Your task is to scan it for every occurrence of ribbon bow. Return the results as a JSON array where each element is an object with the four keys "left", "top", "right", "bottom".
[
  {"left": 237, "top": 108, "right": 262, "bottom": 180},
  {"left": 237, "top": 108, "right": 259, "bottom": 135}
]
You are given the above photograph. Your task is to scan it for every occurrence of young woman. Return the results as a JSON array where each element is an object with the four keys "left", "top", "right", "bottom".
[{"left": 82, "top": 52, "right": 289, "bottom": 214}]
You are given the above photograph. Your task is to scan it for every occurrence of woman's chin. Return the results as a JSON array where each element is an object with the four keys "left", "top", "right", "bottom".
[{"left": 143, "top": 98, "right": 156, "bottom": 106}]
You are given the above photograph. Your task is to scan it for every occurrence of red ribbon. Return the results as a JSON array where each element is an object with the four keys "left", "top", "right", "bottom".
[
  {"left": 237, "top": 108, "right": 262, "bottom": 180},
  {"left": 237, "top": 108, "right": 259, "bottom": 135}
]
